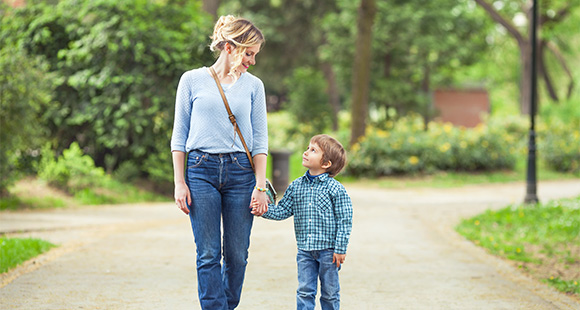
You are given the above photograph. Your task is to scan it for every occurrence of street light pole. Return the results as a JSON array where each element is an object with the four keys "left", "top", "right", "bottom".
[{"left": 524, "top": 0, "right": 539, "bottom": 204}]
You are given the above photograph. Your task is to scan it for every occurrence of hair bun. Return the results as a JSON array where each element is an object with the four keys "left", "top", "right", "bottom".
[{"left": 211, "top": 15, "right": 236, "bottom": 46}]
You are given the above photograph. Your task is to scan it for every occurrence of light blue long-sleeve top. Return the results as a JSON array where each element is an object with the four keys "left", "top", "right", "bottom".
[{"left": 170, "top": 67, "right": 268, "bottom": 156}]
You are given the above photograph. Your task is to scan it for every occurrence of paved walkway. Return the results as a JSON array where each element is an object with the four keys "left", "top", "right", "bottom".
[{"left": 1, "top": 180, "right": 579, "bottom": 309}]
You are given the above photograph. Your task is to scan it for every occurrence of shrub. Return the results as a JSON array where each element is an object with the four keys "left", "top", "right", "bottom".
[
  {"left": 37, "top": 142, "right": 108, "bottom": 193},
  {"left": 539, "top": 119, "right": 580, "bottom": 173},
  {"left": 538, "top": 99, "right": 580, "bottom": 173},
  {"left": 347, "top": 115, "right": 521, "bottom": 177}
]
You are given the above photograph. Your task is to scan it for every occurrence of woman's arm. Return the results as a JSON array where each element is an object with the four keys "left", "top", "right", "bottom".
[
  {"left": 251, "top": 153, "right": 268, "bottom": 215},
  {"left": 172, "top": 151, "right": 191, "bottom": 215}
]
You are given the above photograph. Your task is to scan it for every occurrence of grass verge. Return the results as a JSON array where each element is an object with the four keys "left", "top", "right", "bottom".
[
  {"left": 456, "top": 196, "right": 580, "bottom": 297},
  {"left": 0, "top": 238, "right": 57, "bottom": 273},
  {"left": 1, "top": 177, "right": 170, "bottom": 211}
]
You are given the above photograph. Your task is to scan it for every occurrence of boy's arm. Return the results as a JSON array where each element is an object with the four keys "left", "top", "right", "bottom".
[
  {"left": 333, "top": 185, "right": 353, "bottom": 255},
  {"left": 253, "top": 184, "right": 295, "bottom": 221}
]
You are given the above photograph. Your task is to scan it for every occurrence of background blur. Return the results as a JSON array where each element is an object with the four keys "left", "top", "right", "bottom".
[{"left": 1, "top": 0, "right": 579, "bottom": 202}]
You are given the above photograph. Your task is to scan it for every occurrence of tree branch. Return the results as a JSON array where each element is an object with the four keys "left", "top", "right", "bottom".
[
  {"left": 545, "top": 40, "right": 575, "bottom": 99},
  {"left": 540, "top": 4, "right": 572, "bottom": 26},
  {"left": 539, "top": 41, "right": 558, "bottom": 102},
  {"left": 474, "top": 0, "right": 526, "bottom": 45}
]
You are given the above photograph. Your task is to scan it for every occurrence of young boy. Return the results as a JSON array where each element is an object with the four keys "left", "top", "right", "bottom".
[{"left": 252, "top": 134, "right": 353, "bottom": 310}]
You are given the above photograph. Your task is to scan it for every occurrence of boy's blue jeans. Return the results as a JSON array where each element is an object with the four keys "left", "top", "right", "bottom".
[
  {"left": 296, "top": 249, "right": 341, "bottom": 310},
  {"left": 185, "top": 151, "right": 255, "bottom": 310}
]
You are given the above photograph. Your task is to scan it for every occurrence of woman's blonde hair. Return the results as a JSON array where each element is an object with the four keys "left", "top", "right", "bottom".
[{"left": 210, "top": 15, "right": 264, "bottom": 80}]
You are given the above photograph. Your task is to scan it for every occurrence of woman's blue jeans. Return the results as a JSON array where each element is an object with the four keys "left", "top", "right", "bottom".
[
  {"left": 185, "top": 150, "right": 255, "bottom": 310},
  {"left": 296, "top": 249, "right": 341, "bottom": 310}
]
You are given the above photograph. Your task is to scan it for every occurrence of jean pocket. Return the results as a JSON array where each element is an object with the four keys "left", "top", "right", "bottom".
[
  {"left": 233, "top": 155, "right": 253, "bottom": 171},
  {"left": 187, "top": 152, "right": 205, "bottom": 169}
]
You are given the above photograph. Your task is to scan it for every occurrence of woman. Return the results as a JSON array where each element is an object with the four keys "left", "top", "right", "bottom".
[{"left": 170, "top": 15, "right": 268, "bottom": 309}]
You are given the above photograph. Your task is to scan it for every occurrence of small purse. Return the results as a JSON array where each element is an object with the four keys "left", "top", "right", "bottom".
[{"left": 209, "top": 67, "right": 277, "bottom": 202}]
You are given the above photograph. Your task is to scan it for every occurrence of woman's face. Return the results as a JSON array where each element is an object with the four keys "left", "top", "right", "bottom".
[{"left": 236, "top": 44, "right": 261, "bottom": 73}]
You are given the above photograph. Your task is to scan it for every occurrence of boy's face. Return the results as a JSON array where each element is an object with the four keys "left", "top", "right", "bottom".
[{"left": 302, "top": 142, "right": 328, "bottom": 174}]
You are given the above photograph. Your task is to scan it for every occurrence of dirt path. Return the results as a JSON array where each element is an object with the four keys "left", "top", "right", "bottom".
[{"left": 1, "top": 180, "right": 579, "bottom": 309}]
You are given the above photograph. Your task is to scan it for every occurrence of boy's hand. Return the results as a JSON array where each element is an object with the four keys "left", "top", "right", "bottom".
[
  {"left": 250, "top": 198, "right": 262, "bottom": 216},
  {"left": 332, "top": 253, "right": 346, "bottom": 268}
]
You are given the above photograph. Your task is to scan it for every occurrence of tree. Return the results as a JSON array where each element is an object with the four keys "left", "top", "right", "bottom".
[
  {"left": 350, "top": 0, "right": 376, "bottom": 146},
  {"left": 220, "top": 0, "right": 341, "bottom": 124},
  {"left": 0, "top": 45, "right": 53, "bottom": 196},
  {"left": 322, "top": 0, "right": 489, "bottom": 134},
  {"left": 474, "top": 0, "right": 578, "bottom": 114},
  {"left": 3, "top": 0, "right": 213, "bottom": 181}
]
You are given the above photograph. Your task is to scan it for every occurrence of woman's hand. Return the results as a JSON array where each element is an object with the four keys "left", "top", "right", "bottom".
[
  {"left": 174, "top": 182, "right": 191, "bottom": 215},
  {"left": 250, "top": 189, "right": 268, "bottom": 216}
]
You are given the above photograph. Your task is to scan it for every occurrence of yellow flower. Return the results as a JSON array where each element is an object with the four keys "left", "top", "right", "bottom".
[
  {"left": 474, "top": 220, "right": 480, "bottom": 226},
  {"left": 408, "top": 136, "right": 416, "bottom": 144},
  {"left": 519, "top": 211, "right": 524, "bottom": 218},
  {"left": 352, "top": 143, "right": 360, "bottom": 152},
  {"left": 574, "top": 281, "right": 578, "bottom": 286},
  {"left": 377, "top": 130, "right": 389, "bottom": 138},
  {"left": 439, "top": 142, "right": 451, "bottom": 152},
  {"left": 443, "top": 123, "right": 453, "bottom": 133},
  {"left": 489, "top": 236, "right": 494, "bottom": 241},
  {"left": 408, "top": 156, "right": 419, "bottom": 165},
  {"left": 516, "top": 248, "right": 521, "bottom": 253},
  {"left": 550, "top": 276, "right": 554, "bottom": 280}
]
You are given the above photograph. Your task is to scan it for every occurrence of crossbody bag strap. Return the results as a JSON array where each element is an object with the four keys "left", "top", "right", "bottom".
[{"left": 209, "top": 67, "right": 255, "bottom": 171}]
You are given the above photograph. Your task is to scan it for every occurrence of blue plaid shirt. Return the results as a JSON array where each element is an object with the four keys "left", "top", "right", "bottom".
[{"left": 261, "top": 172, "right": 353, "bottom": 254}]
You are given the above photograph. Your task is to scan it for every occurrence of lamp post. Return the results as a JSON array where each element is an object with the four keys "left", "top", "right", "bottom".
[{"left": 524, "top": 0, "right": 539, "bottom": 204}]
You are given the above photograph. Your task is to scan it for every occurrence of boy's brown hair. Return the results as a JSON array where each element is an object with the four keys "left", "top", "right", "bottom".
[{"left": 310, "top": 134, "right": 347, "bottom": 177}]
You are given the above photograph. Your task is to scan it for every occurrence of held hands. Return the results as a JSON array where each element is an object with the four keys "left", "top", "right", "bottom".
[
  {"left": 332, "top": 253, "right": 346, "bottom": 268},
  {"left": 250, "top": 193, "right": 268, "bottom": 216}
]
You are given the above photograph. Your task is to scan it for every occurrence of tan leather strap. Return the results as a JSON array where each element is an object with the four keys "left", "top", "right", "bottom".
[{"left": 209, "top": 67, "right": 255, "bottom": 171}]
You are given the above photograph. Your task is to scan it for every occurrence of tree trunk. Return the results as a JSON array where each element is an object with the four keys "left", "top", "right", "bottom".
[
  {"left": 421, "top": 65, "right": 430, "bottom": 130},
  {"left": 350, "top": 0, "right": 377, "bottom": 146},
  {"left": 202, "top": 0, "right": 220, "bottom": 19},
  {"left": 519, "top": 41, "right": 532, "bottom": 115},
  {"left": 321, "top": 62, "right": 340, "bottom": 131}
]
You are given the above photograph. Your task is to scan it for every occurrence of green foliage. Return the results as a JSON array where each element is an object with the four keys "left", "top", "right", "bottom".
[
  {"left": 0, "top": 196, "right": 67, "bottom": 211},
  {"left": 38, "top": 142, "right": 107, "bottom": 193},
  {"left": 0, "top": 43, "right": 53, "bottom": 196},
  {"left": 1, "top": 0, "right": 213, "bottom": 180},
  {"left": 538, "top": 98, "right": 580, "bottom": 173},
  {"left": 347, "top": 115, "right": 522, "bottom": 177},
  {"left": 456, "top": 196, "right": 580, "bottom": 296},
  {"left": 284, "top": 67, "right": 332, "bottom": 136},
  {"left": 543, "top": 277, "right": 580, "bottom": 295},
  {"left": 0, "top": 237, "right": 57, "bottom": 273},
  {"left": 320, "top": 0, "right": 491, "bottom": 117}
]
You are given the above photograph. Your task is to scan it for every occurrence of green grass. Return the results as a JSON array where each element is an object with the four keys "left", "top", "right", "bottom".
[
  {"left": 0, "top": 196, "right": 67, "bottom": 211},
  {"left": 0, "top": 238, "right": 57, "bottom": 273},
  {"left": 72, "top": 178, "right": 170, "bottom": 205},
  {"left": 1, "top": 177, "right": 170, "bottom": 211},
  {"left": 456, "top": 196, "right": 580, "bottom": 296}
]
